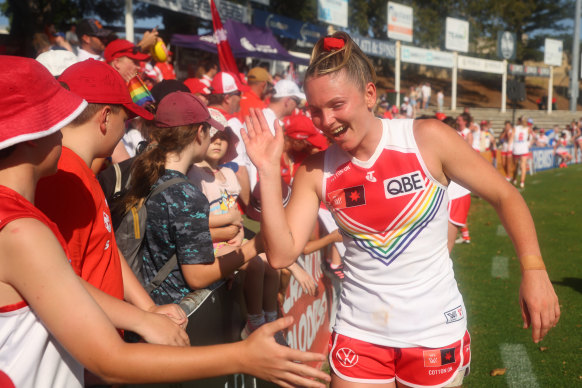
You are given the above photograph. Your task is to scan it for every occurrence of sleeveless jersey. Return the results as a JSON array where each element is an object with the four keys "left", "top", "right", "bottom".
[
  {"left": 322, "top": 119, "right": 466, "bottom": 348},
  {"left": 0, "top": 186, "right": 83, "bottom": 388},
  {"left": 512, "top": 125, "right": 530, "bottom": 155}
]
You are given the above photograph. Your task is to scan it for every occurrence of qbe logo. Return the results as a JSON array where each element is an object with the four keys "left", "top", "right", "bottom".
[{"left": 383, "top": 171, "right": 425, "bottom": 199}]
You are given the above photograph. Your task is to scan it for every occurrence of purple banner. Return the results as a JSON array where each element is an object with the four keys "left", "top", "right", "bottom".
[{"left": 171, "top": 20, "right": 309, "bottom": 65}]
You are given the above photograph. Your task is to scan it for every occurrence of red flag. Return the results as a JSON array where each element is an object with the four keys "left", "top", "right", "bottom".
[{"left": 210, "top": 0, "right": 239, "bottom": 76}]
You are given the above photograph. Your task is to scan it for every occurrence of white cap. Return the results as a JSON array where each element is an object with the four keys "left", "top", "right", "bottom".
[
  {"left": 36, "top": 50, "right": 79, "bottom": 77},
  {"left": 272, "top": 79, "right": 305, "bottom": 101},
  {"left": 207, "top": 108, "right": 228, "bottom": 138}
]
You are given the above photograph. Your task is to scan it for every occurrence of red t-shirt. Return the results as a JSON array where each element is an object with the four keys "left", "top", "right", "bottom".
[
  {"left": 238, "top": 89, "right": 266, "bottom": 121},
  {"left": 35, "top": 147, "right": 124, "bottom": 300},
  {"left": 155, "top": 62, "right": 176, "bottom": 80}
]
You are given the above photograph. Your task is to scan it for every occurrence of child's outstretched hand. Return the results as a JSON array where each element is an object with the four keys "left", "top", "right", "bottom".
[{"left": 240, "top": 317, "right": 330, "bottom": 387}]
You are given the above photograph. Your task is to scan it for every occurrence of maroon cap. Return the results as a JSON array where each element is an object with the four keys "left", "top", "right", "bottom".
[
  {"left": 59, "top": 59, "right": 153, "bottom": 120},
  {"left": 155, "top": 91, "right": 224, "bottom": 130},
  {"left": 104, "top": 39, "right": 150, "bottom": 63},
  {"left": 0, "top": 56, "right": 86, "bottom": 150}
]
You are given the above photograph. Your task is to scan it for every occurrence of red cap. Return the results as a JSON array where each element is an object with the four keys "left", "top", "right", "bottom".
[
  {"left": 211, "top": 72, "right": 248, "bottom": 94},
  {"left": 59, "top": 59, "right": 153, "bottom": 120},
  {"left": 155, "top": 91, "right": 224, "bottom": 130},
  {"left": 435, "top": 112, "right": 447, "bottom": 121},
  {"left": 0, "top": 56, "right": 87, "bottom": 150},
  {"left": 104, "top": 39, "right": 150, "bottom": 63},
  {"left": 284, "top": 115, "right": 328, "bottom": 150}
]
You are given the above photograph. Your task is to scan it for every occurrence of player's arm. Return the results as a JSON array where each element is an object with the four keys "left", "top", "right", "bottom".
[
  {"left": 0, "top": 218, "right": 329, "bottom": 386},
  {"left": 414, "top": 119, "right": 560, "bottom": 343},
  {"left": 241, "top": 108, "right": 321, "bottom": 269}
]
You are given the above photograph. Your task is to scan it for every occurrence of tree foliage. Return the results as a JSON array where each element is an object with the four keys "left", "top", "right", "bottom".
[{"left": 2, "top": 0, "right": 575, "bottom": 63}]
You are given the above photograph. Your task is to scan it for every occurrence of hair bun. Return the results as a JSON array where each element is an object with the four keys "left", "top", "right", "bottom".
[{"left": 323, "top": 37, "right": 345, "bottom": 51}]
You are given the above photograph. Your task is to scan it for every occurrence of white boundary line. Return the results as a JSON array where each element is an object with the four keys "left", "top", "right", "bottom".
[
  {"left": 497, "top": 225, "right": 508, "bottom": 236},
  {"left": 491, "top": 256, "right": 509, "bottom": 279},
  {"left": 499, "top": 343, "right": 539, "bottom": 387}
]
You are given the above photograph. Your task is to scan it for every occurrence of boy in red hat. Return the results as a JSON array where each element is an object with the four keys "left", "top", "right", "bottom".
[{"left": 35, "top": 59, "right": 189, "bottom": 344}]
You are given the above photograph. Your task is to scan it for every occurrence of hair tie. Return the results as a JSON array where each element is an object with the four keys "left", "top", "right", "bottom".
[{"left": 323, "top": 37, "right": 345, "bottom": 51}]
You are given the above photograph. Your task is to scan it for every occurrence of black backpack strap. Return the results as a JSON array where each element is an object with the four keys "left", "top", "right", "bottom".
[
  {"left": 142, "top": 176, "right": 189, "bottom": 293},
  {"left": 145, "top": 254, "right": 178, "bottom": 293},
  {"left": 145, "top": 177, "right": 189, "bottom": 203}
]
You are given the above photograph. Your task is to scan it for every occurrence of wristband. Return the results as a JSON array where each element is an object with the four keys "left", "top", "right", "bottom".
[{"left": 519, "top": 255, "right": 546, "bottom": 272}]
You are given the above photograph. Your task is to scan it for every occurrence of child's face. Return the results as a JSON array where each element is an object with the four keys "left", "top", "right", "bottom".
[{"left": 205, "top": 134, "right": 228, "bottom": 164}]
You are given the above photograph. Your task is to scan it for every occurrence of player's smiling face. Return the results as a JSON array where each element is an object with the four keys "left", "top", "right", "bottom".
[{"left": 305, "top": 70, "right": 376, "bottom": 156}]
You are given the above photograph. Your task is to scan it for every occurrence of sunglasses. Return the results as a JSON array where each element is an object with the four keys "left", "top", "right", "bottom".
[{"left": 228, "top": 90, "right": 242, "bottom": 97}]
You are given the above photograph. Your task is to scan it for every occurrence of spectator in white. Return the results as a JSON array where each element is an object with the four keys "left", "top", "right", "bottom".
[
  {"left": 535, "top": 129, "right": 549, "bottom": 147},
  {"left": 437, "top": 89, "right": 444, "bottom": 112},
  {"left": 421, "top": 82, "right": 431, "bottom": 109},
  {"left": 104, "top": 39, "right": 150, "bottom": 83},
  {"left": 244, "top": 80, "right": 305, "bottom": 193},
  {"left": 401, "top": 96, "right": 413, "bottom": 118},
  {"left": 76, "top": 19, "right": 111, "bottom": 61},
  {"left": 36, "top": 50, "right": 79, "bottom": 78}
]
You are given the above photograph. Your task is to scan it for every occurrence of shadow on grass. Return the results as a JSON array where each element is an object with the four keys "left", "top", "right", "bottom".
[{"left": 552, "top": 277, "right": 582, "bottom": 295}]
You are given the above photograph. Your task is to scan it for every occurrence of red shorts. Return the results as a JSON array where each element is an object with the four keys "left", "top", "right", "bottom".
[
  {"left": 448, "top": 195, "right": 471, "bottom": 227},
  {"left": 329, "top": 331, "right": 471, "bottom": 387}
]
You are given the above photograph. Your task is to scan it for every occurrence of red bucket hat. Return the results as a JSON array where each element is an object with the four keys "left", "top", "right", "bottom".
[
  {"left": 0, "top": 56, "right": 87, "bottom": 150},
  {"left": 104, "top": 39, "right": 150, "bottom": 63},
  {"left": 59, "top": 59, "right": 153, "bottom": 120}
]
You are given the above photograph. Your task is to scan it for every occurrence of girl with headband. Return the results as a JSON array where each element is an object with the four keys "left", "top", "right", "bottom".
[{"left": 242, "top": 32, "right": 560, "bottom": 387}]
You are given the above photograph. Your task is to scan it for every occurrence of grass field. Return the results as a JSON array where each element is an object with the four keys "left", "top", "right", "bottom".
[{"left": 452, "top": 163, "right": 582, "bottom": 387}]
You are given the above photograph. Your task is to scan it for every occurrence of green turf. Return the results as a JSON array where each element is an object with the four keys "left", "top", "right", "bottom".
[{"left": 452, "top": 164, "right": 582, "bottom": 387}]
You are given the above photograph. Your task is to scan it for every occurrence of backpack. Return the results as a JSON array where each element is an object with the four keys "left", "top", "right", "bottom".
[{"left": 115, "top": 177, "right": 188, "bottom": 293}]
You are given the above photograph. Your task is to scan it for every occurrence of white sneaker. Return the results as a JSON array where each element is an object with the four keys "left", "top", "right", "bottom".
[
  {"left": 240, "top": 323, "right": 252, "bottom": 340},
  {"left": 455, "top": 237, "right": 471, "bottom": 244}
]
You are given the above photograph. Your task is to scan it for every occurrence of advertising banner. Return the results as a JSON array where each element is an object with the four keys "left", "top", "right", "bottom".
[
  {"left": 387, "top": 2, "right": 413, "bottom": 42},
  {"left": 253, "top": 9, "right": 327, "bottom": 44},
  {"left": 401, "top": 45, "right": 454, "bottom": 68},
  {"left": 458, "top": 55, "right": 505, "bottom": 74},
  {"left": 544, "top": 38, "right": 563, "bottom": 67},
  {"left": 281, "top": 250, "right": 332, "bottom": 367},
  {"left": 352, "top": 35, "right": 396, "bottom": 59},
  {"left": 140, "top": 0, "right": 249, "bottom": 23},
  {"left": 317, "top": 0, "right": 348, "bottom": 28},
  {"left": 445, "top": 17, "right": 469, "bottom": 53},
  {"left": 508, "top": 64, "right": 551, "bottom": 78}
]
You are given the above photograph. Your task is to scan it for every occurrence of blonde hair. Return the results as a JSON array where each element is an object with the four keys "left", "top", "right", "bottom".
[{"left": 305, "top": 31, "right": 376, "bottom": 91}]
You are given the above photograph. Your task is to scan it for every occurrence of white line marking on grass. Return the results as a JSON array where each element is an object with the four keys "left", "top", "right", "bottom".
[
  {"left": 530, "top": 180, "right": 540, "bottom": 185},
  {"left": 497, "top": 225, "right": 508, "bottom": 236},
  {"left": 500, "top": 343, "right": 539, "bottom": 388},
  {"left": 555, "top": 172, "right": 564, "bottom": 176},
  {"left": 491, "top": 256, "right": 509, "bottom": 279}
]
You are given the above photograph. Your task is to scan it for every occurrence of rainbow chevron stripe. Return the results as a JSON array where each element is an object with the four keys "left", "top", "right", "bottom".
[
  {"left": 128, "top": 75, "right": 154, "bottom": 107},
  {"left": 332, "top": 177, "right": 445, "bottom": 266}
]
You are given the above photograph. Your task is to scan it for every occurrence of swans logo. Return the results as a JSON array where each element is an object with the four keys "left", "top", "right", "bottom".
[
  {"left": 103, "top": 211, "right": 111, "bottom": 233},
  {"left": 335, "top": 347, "right": 359, "bottom": 367}
]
